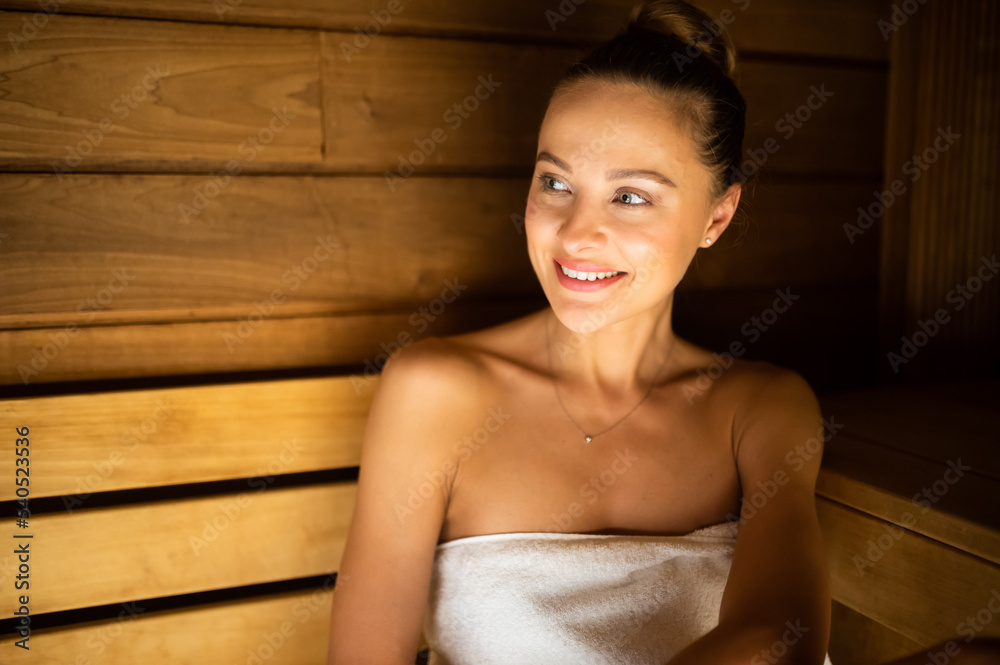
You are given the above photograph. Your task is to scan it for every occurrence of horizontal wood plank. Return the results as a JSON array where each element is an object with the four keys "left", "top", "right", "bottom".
[
  {"left": 0, "top": 300, "right": 544, "bottom": 386},
  {"left": 0, "top": 13, "right": 885, "bottom": 174},
  {"left": 1, "top": 284, "right": 877, "bottom": 387},
  {"left": 323, "top": 36, "right": 886, "bottom": 176},
  {"left": 817, "top": 497, "right": 1000, "bottom": 646},
  {"left": 0, "top": 175, "right": 880, "bottom": 328},
  {"left": 0, "top": 588, "right": 336, "bottom": 665},
  {"left": 819, "top": 381, "right": 1000, "bottom": 482},
  {"left": 0, "top": 483, "right": 355, "bottom": 614},
  {"left": 0, "top": 174, "right": 537, "bottom": 325},
  {"left": 681, "top": 178, "right": 882, "bottom": 290},
  {"left": 0, "top": 0, "right": 890, "bottom": 60},
  {"left": 321, "top": 33, "right": 580, "bottom": 173},
  {"left": 0, "top": 376, "right": 375, "bottom": 500},
  {"left": 829, "top": 601, "right": 923, "bottom": 665},
  {"left": 0, "top": 12, "right": 322, "bottom": 167},
  {"left": 818, "top": 434, "right": 1000, "bottom": 566},
  {"left": 1, "top": 282, "right": 877, "bottom": 387}
]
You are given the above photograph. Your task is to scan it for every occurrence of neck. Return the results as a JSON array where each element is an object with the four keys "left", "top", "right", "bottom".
[{"left": 546, "top": 291, "right": 678, "bottom": 395}]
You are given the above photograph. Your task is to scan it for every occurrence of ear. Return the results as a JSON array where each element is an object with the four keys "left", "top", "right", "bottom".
[{"left": 702, "top": 183, "right": 742, "bottom": 246}]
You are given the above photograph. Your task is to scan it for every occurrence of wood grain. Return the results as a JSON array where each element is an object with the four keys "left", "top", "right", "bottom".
[
  {"left": 0, "top": 376, "right": 376, "bottom": 500},
  {"left": 0, "top": 588, "right": 337, "bottom": 665},
  {"left": 819, "top": 381, "right": 1000, "bottom": 481},
  {"left": 0, "top": 12, "right": 322, "bottom": 167},
  {"left": 0, "top": 585, "right": 431, "bottom": 664},
  {"left": 0, "top": 12, "right": 885, "bottom": 174},
  {"left": 829, "top": 601, "right": 923, "bottom": 665},
  {"left": 817, "top": 497, "right": 1000, "bottom": 646},
  {"left": 876, "top": 0, "right": 1000, "bottom": 380},
  {"left": 323, "top": 36, "right": 887, "bottom": 176},
  {"left": 0, "top": 175, "right": 881, "bottom": 328},
  {"left": 0, "top": 300, "right": 545, "bottom": 385},
  {"left": 0, "top": 174, "right": 538, "bottom": 326},
  {"left": 818, "top": 434, "right": 1000, "bottom": 566},
  {"left": 0, "top": 482, "right": 355, "bottom": 614},
  {"left": 0, "top": 0, "right": 890, "bottom": 59}
]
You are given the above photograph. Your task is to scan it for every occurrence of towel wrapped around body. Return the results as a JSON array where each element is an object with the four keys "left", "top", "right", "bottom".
[{"left": 423, "top": 521, "right": 833, "bottom": 665}]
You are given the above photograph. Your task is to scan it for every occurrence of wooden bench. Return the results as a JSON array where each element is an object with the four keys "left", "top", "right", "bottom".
[
  {"left": 2, "top": 376, "right": 996, "bottom": 662},
  {"left": 817, "top": 379, "right": 1000, "bottom": 663},
  {"left": 0, "top": 377, "right": 373, "bottom": 663}
]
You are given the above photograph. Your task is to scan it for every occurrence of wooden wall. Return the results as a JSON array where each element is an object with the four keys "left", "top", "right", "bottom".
[
  {"left": 877, "top": 0, "right": 999, "bottom": 382},
  {"left": 0, "top": 0, "right": 888, "bottom": 392},
  {"left": 0, "top": 1, "right": 891, "bottom": 662}
]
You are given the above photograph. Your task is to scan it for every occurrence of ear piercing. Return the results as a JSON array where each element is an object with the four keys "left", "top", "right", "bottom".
[{"left": 705, "top": 238, "right": 713, "bottom": 246}]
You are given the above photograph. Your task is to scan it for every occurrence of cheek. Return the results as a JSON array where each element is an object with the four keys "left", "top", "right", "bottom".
[
  {"left": 618, "top": 229, "right": 690, "bottom": 286},
  {"left": 524, "top": 198, "right": 559, "bottom": 241}
]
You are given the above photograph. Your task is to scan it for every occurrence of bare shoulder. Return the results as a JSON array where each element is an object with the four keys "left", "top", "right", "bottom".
[
  {"left": 385, "top": 310, "right": 545, "bottom": 383},
  {"left": 375, "top": 336, "right": 494, "bottom": 427},
  {"left": 722, "top": 358, "right": 825, "bottom": 484},
  {"left": 706, "top": 354, "right": 819, "bottom": 414}
]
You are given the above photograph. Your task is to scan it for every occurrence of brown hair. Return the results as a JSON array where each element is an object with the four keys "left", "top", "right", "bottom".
[{"left": 550, "top": 0, "right": 746, "bottom": 197}]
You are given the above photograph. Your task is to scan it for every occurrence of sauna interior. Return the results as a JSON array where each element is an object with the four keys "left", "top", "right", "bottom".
[{"left": 0, "top": 0, "right": 997, "bottom": 663}]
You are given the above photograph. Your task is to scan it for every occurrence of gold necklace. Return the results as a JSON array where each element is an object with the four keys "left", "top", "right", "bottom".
[{"left": 545, "top": 314, "right": 670, "bottom": 443}]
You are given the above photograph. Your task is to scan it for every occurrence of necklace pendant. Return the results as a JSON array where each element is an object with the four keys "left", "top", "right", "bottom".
[{"left": 584, "top": 435, "right": 593, "bottom": 443}]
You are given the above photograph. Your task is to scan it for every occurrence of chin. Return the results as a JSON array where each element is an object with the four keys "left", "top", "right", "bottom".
[{"left": 547, "top": 296, "right": 626, "bottom": 335}]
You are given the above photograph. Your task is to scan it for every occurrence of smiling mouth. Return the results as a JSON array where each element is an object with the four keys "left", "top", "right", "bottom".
[
  {"left": 553, "top": 259, "right": 627, "bottom": 291},
  {"left": 558, "top": 264, "right": 623, "bottom": 282}
]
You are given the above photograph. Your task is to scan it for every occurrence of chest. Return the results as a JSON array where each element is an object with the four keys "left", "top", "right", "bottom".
[{"left": 440, "top": 387, "right": 742, "bottom": 539}]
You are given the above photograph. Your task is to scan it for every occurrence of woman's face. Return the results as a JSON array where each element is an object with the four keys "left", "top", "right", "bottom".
[{"left": 525, "top": 80, "right": 739, "bottom": 334}]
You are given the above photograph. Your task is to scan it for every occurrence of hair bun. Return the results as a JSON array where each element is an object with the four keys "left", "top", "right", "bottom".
[{"left": 626, "top": 0, "right": 738, "bottom": 79}]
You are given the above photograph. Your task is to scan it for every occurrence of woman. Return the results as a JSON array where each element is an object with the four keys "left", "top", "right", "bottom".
[
  {"left": 327, "top": 1, "right": 832, "bottom": 663},
  {"left": 326, "top": 2, "right": 996, "bottom": 663}
]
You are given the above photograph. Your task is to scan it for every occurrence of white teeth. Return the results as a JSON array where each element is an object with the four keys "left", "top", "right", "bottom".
[{"left": 561, "top": 265, "right": 620, "bottom": 281}]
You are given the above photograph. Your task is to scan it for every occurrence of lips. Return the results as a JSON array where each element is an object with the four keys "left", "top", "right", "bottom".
[
  {"left": 553, "top": 258, "right": 626, "bottom": 292},
  {"left": 556, "top": 257, "right": 621, "bottom": 274}
]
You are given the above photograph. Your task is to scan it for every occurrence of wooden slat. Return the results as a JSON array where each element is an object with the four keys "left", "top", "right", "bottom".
[
  {"left": 819, "top": 381, "right": 1000, "bottom": 481},
  {"left": 0, "top": 482, "right": 354, "bottom": 614},
  {"left": 674, "top": 283, "right": 879, "bottom": 392},
  {"left": 817, "top": 497, "right": 1000, "bottom": 646},
  {"left": 0, "top": 13, "right": 886, "bottom": 174},
  {"left": 0, "top": 175, "right": 881, "bottom": 328},
  {"left": 0, "top": 174, "right": 537, "bottom": 326},
  {"left": 323, "top": 36, "right": 886, "bottom": 176},
  {"left": 680, "top": 178, "right": 881, "bottom": 290},
  {"left": 0, "top": 376, "right": 375, "bottom": 500},
  {"left": 0, "top": 300, "right": 543, "bottom": 386},
  {"left": 876, "top": 0, "right": 1000, "bottom": 381},
  {"left": 0, "top": 285, "right": 877, "bottom": 388},
  {"left": 829, "top": 601, "right": 923, "bottom": 665},
  {"left": 321, "top": 33, "right": 580, "bottom": 173},
  {"left": 0, "top": 589, "right": 336, "bottom": 665},
  {"left": 0, "top": 0, "right": 890, "bottom": 60},
  {"left": 818, "top": 434, "right": 1000, "bottom": 565},
  {"left": 0, "top": 586, "right": 430, "bottom": 663},
  {"left": 0, "top": 12, "right": 322, "bottom": 167}
]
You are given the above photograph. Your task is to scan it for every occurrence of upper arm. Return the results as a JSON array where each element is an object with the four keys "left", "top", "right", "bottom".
[
  {"left": 718, "top": 364, "right": 832, "bottom": 658},
  {"left": 327, "top": 339, "right": 480, "bottom": 665}
]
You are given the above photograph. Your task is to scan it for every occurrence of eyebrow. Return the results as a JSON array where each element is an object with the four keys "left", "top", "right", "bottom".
[{"left": 535, "top": 151, "right": 676, "bottom": 188}]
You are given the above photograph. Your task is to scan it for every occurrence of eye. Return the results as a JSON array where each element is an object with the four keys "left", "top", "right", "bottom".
[
  {"left": 615, "top": 190, "right": 649, "bottom": 206},
  {"left": 536, "top": 173, "right": 570, "bottom": 193}
]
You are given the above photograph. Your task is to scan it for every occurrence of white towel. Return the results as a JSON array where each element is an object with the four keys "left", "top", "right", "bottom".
[{"left": 423, "top": 522, "right": 833, "bottom": 665}]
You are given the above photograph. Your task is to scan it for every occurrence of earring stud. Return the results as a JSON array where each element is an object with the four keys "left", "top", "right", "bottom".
[{"left": 705, "top": 238, "right": 713, "bottom": 246}]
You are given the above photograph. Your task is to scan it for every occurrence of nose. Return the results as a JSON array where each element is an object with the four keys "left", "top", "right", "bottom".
[{"left": 557, "top": 199, "right": 607, "bottom": 253}]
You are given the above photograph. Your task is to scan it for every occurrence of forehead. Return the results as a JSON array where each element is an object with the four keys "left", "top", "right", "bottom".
[{"left": 538, "top": 80, "right": 705, "bottom": 184}]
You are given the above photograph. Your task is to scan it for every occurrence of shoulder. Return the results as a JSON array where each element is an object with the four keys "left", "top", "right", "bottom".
[
  {"left": 381, "top": 308, "right": 547, "bottom": 387},
  {"left": 722, "top": 360, "right": 824, "bottom": 481},
  {"left": 375, "top": 336, "right": 492, "bottom": 415},
  {"left": 728, "top": 359, "right": 819, "bottom": 418}
]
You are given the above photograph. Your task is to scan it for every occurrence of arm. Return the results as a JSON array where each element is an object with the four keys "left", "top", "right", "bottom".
[
  {"left": 667, "top": 365, "right": 832, "bottom": 665},
  {"left": 326, "top": 339, "right": 478, "bottom": 665}
]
